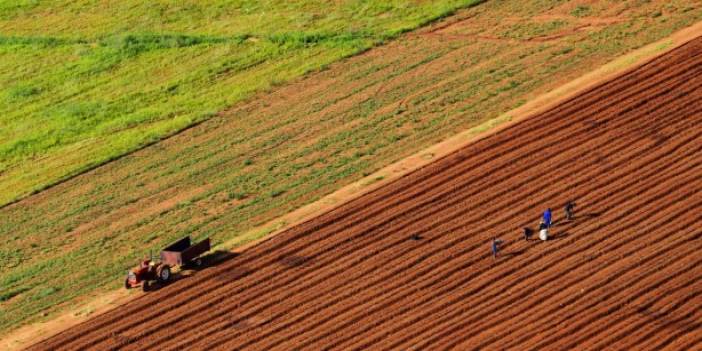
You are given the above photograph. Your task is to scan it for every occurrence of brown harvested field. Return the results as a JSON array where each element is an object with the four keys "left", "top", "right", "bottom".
[{"left": 30, "top": 36, "right": 702, "bottom": 350}]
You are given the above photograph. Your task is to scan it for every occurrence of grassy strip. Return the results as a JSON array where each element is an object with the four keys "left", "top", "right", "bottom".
[{"left": 0, "top": 0, "right": 484, "bottom": 207}]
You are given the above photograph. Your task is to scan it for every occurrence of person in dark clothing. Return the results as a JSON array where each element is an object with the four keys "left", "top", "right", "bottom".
[
  {"left": 565, "top": 201, "right": 575, "bottom": 221},
  {"left": 523, "top": 227, "right": 533, "bottom": 241},
  {"left": 491, "top": 237, "right": 503, "bottom": 258},
  {"left": 539, "top": 220, "right": 548, "bottom": 231}
]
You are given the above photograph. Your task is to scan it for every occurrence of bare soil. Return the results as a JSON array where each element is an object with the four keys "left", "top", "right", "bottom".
[{"left": 29, "top": 36, "right": 702, "bottom": 350}]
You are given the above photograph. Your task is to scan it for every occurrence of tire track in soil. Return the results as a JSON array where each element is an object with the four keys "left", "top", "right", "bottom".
[{"left": 29, "top": 36, "right": 702, "bottom": 351}]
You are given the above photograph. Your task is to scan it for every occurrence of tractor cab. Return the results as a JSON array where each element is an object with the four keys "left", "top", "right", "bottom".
[
  {"left": 138, "top": 259, "right": 157, "bottom": 272},
  {"left": 125, "top": 258, "right": 169, "bottom": 291}
]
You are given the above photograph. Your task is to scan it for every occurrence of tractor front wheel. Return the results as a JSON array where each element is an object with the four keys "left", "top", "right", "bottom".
[
  {"left": 124, "top": 278, "right": 131, "bottom": 290},
  {"left": 157, "top": 265, "right": 171, "bottom": 283}
]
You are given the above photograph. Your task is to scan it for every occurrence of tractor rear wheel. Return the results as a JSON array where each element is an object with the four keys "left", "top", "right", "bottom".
[
  {"left": 142, "top": 281, "right": 149, "bottom": 292},
  {"left": 157, "top": 265, "right": 171, "bottom": 283}
]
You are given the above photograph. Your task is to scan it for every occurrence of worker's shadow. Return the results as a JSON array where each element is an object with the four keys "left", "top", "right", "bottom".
[
  {"left": 576, "top": 212, "right": 601, "bottom": 220},
  {"left": 551, "top": 212, "right": 600, "bottom": 227}
]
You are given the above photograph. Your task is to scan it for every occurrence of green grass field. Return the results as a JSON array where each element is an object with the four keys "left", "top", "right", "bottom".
[
  {"left": 0, "top": 0, "right": 484, "bottom": 207},
  {"left": 0, "top": 0, "right": 700, "bottom": 339}
]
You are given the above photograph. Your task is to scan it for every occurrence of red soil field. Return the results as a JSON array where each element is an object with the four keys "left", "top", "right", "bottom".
[{"left": 30, "top": 37, "right": 702, "bottom": 350}]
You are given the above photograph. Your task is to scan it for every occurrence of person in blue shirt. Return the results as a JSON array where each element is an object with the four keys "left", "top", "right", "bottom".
[{"left": 543, "top": 208, "right": 552, "bottom": 227}]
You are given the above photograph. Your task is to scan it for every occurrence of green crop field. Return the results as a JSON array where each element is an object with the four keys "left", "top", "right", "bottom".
[
  {"left": 0, "top": 0, "right": 485, "bottom": 207},
  {"left": 1, "top": 0, "right": 700, "bottom": 340}
]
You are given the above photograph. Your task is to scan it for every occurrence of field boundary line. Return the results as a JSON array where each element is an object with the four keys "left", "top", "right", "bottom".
[{"left": 3, "top": 19, "right": 702, "bottom": 351}]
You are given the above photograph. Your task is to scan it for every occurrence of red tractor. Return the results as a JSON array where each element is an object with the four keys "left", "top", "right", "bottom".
[
  {"left": 125, "top": 259, "right": 172, "bottom": 291},
  {"left": 125, "top": 236, "right": 210, "bottom": 291}
]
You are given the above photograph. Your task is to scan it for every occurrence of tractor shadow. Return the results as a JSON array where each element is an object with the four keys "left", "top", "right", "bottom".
[
  {"left": 198, "top": 250, "right": 239, "bottom": 269},
  {"left": 179, "top": 250, "right": 240, "bottom": 272},
  {"left": 144, "top": 250, "right": 243, "bottom": 291}
]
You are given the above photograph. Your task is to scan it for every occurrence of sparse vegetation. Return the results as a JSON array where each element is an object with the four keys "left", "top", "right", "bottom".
[
  {"left": 571, "top": 5, "right": 592, "bottom": 17},
  {"left": 0, "top": 0, "right": 488, "bottom": 207}
]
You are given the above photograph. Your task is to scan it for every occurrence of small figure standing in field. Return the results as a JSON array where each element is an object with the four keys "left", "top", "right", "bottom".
[
  {"left": 538, "top": 219, "right": 549, "bottom": 241},
  {"left": 523, "top": 227, "right": 533, "bottom": 241},
  {"left": 543, "top": 208, "right": 552, "bottom": 228},
  {"left": 565, "top": 201, "right": 575, "bottom": 221},
  {"left": 491, "top": 237, "right": 503, "bottom": 258}
]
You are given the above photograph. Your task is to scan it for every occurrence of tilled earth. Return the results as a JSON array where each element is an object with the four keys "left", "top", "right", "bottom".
[{"left": 30, "top": 37, "right": 702, "bottom": 351}]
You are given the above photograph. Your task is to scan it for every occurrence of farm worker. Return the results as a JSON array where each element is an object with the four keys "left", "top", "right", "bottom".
[
  {"left": 491, "top": 238, "right": 503, "bottom": 258},
  {"left": 565, "top": 201, "right": 575, "bottom": 221},
  {"left": 543, "top": 208, "right": 552, "bottom": 228},
  {"left": 523, "top": 227, "right": 533, "bottom": 241}
]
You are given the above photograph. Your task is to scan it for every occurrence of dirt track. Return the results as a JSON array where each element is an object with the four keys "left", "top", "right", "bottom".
[{"left": 30, "top": 37, "right": 702, "bottom": 350}]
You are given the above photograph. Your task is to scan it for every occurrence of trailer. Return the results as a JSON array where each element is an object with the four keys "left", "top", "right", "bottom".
[
  {"left": 125, "top": 236, "right": 210, "bottom": 291},
  {"left": 161, "top": 236, "right": 211, "bottom": 267}
]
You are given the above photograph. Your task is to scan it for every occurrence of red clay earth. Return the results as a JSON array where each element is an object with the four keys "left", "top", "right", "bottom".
[{"left": 30, "top": 37, "right": 702, "bottom": 350}]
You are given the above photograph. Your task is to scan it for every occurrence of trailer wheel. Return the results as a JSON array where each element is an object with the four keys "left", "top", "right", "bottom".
[
  {"left": 194, "top": 258, "right": 203, "bottom": 267},
  {"left": 124, "top": 278, "right": 131, "bottom": 290},
  {"left": 142, "top": 281, "right": 149, "bottom": 292},
  {"left": 158, "top": 265, "right": 171, "bottom": 283}
]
